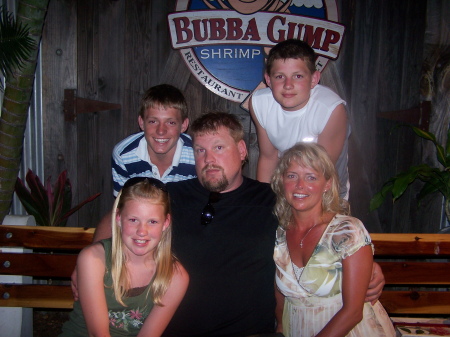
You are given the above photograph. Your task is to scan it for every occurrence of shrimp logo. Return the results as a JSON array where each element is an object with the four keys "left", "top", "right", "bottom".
[{"left": 168, "top": 0, "right": 345, "bottom": 106}]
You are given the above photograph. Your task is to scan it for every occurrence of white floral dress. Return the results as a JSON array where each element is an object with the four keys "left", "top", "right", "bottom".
[{"left": 274, "top": 214, "right": 395, "bottom": 337}]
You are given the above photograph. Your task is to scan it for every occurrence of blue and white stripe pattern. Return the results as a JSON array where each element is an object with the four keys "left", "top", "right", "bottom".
[{"left": 112, "top": 132, "right": 196, "bottom": 196}]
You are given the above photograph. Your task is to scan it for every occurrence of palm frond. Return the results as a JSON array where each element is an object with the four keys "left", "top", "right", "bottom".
[{"left": 0, "top": 6, "right": 36, "bottom": 81}]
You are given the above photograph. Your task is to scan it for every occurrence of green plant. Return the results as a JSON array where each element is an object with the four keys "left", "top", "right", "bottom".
[
  {"left": 0, "top": 5, "right": 35, "bottom": 91},
  {"left": 0, "top": 0, "right": 50, "bottom": 225},
  {"left": 370, "top": 125, "right": 450, "bottom": 221},
  {"left": 15, "top": 169, "right": 101, "bottom": 226}
]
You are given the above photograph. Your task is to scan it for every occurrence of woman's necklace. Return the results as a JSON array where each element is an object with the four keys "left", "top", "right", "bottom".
[{"left": 298, "top": 222, "right": 320, "bottom": 248}]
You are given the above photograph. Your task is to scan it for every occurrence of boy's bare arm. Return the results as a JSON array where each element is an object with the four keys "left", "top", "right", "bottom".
[
  {"left": 256, "top": 132, "right": 279, "bottom": 183},
  {"left": 93, "top": 210, "right": 113, "bottom": 242},
  {"left": 249, "top": 97, "right": 279, "bottom": 183},
  {"left": 317, "top": 104, "right": 347, "bottom": 164}
]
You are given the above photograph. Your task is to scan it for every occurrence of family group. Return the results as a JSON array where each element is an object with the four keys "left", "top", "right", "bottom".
[{"left": 60, "top": 39, "right": 395, "bottom": 337}]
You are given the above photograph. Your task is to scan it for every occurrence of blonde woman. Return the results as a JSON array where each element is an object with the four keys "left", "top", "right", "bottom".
[
  {"left": 61, "top": 177, "right": 188, "bottom": 337},
  {"left": 272, "top": 143, "right": 394, "bottom": 337}
]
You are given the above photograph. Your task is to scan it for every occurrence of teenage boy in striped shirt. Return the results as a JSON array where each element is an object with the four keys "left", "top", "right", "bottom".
[{"left": 95, "top": 84, "right": 196, "bottom": 240}]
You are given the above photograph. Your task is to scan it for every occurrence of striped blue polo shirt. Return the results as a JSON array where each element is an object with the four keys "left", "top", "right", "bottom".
[{"left": 112, "top": 132, "right": 196, "bottom": 196}]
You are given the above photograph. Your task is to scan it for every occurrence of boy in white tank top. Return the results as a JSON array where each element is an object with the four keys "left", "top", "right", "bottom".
[{"left": 250, "top": 39, "right": 350, "bottom": 199}]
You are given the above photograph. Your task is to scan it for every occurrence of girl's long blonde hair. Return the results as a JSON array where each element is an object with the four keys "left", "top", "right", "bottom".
[
  {"left": 110, "top": 178, "right": 176, "bottom": 306},
  {"left": 271, "top": 143, "right": 350, "bottom": 229}
]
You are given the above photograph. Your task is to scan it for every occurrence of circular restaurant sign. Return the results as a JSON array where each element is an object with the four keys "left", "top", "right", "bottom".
[{"left": 168, "top": 0, "right": 345, "bottom": 106}]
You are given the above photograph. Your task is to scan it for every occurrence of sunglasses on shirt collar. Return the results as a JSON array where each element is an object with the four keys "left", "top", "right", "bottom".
[{"left": 201, "top": 192, "right": 221, "bottom": 226}]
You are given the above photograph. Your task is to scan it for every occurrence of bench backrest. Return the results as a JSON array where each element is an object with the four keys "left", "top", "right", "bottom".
[
  {"left": 0, "top": 225, "right": 94, "bottom": 309},
  {"left": 372, "top": 233, "right": 450, "bottom": 315},
  {"left": 1, "top": 225, "right": 449, "bottom": 314}
]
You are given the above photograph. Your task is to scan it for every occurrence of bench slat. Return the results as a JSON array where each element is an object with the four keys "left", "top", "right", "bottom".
[
  {"left": 378, "top": 261, "right": 450, "bottom": 285},
  {"left": 0, "top": 253, "right": 77, "bottom": 278},
  {"left": 0, "top": 284, "right": 73, "bottom": 309},
  {"left": 0, "top": 225, "right": 94, "bottom": 250},
  {"left": 372, "top": 233, "right": 450, "bottom": 256},
  {"left": 379, "top": 290, "right": 450, "bottom": 315}
]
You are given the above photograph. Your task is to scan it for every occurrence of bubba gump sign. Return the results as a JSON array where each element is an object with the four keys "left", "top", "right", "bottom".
[{"left": 168, "top": 0, "right": 345, "bottom": 106}]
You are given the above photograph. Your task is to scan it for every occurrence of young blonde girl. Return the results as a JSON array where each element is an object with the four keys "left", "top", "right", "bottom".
[{"left": 61, "top": 177, "right": 189, "bottom": 337}]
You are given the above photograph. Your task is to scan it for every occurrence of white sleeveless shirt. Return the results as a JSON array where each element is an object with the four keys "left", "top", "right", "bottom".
[{"left": 252, "top": 84, "right": 350, "bottom": 198}]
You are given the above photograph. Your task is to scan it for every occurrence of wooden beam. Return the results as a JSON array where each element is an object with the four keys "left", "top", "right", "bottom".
[
  {"left": 378, "top": 261, "right": 450, "bottom": 285},
  {"left": 0, "top": 253, "right": 77, "bottom": 277},
  {"left": 0, "top": 225, "right": 94, "bottom": 250},
  {"left": 0, "top": 284, "right": 73, "bottom": 309},
  {"left": 380, "top": 290, "right": 450, "bottom": 315},
  {"left": 372, "top": 233, "right": 450, "bottom": 256}
]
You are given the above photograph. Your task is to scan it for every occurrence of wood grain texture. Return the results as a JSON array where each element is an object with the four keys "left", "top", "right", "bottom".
[
  {"left": 372, "top": 233, "right": 450, "bottom": 315},
  {"left": 378, "top": 262, "right": 450, "bottom": 284},
  {"left": 41, "top": 0, "right": 78, "bottom": 226},
  {"left": 0, "top": 225, "right": 94, "bottom": 249},
  {"left": 379, "top": 291, "right": 450, "bottom": 315},
  {"left": 0, "top": 253, "right": 78, "bottom": 277},
  {"left": 0, "top": 284, "right": 74, "bottom": 309},
  {"left": 372, "top": 233, "right": 450, "bottom": 256}
]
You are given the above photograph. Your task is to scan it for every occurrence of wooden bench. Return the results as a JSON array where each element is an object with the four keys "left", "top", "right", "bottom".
[
  {"left": 0, "top": 225, "right": 449, "bottom": 315},
  {"left": 0, "top": 225, "right": 94, "bottom": 309},
  {"left": 372, "top": 233, "right": 450, "bottom": 316}
]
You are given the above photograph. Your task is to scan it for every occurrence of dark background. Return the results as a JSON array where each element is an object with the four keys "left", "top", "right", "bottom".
[{"left": 40, "top": 0, "right": 449, "bottom": 233}]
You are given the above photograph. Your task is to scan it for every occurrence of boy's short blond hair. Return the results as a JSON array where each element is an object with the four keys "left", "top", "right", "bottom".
[{"left": 139, "top": 84, "right": 188, "bottom": 121}]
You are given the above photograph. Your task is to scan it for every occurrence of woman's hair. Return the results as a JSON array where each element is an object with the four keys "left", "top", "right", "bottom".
[
  {"left": 110, "top": 178, "right": 175, "bottom": 306},
  {"left": 271, "top": 142, "right": 349, "bottom": 229}
]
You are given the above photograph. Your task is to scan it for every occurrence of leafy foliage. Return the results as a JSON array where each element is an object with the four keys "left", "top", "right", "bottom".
[
  {"left": 0, "top": 5, "right": 35, "bottom": 89},
  {"left": 15, "top": 169, "right": 101, "bottom": 226},
  {"left": 370, "top": 125, "right": 450, "bottom": 220},
  {"left": 0, "top": 0, "right": 50, "bottom": 225}
]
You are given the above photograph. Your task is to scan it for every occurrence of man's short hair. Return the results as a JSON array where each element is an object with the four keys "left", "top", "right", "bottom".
[
  {"left": 139, "top": 84, "right": 188, "bottom": 120},
  {"left": 265, "top": 39, "right": 317, "bottom": 75},
  {"left": 191, "top": 112, "right": 244, "bottom": 143}
]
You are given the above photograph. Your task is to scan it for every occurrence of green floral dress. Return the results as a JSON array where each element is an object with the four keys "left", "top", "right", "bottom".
[
  {"left": 60, "top": 238, "right": 153, "bottom": 336},
  {"left": 274, "top": 214, "right": 395, "bottom": 337}
]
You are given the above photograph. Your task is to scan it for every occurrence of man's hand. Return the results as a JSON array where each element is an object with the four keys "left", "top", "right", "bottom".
[
  {"left": 365, "top": 262, "right": 385, "bottom": 304},
  {"left": 71, "top": 267, "right": 79, "bottom": 301}
]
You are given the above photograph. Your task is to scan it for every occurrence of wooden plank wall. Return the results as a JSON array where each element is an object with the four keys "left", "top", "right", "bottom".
[
  {"left": 42, "top": 0, "right": 80, "bottom": 225},
  {"left": 336, "top": 0, "right": 443, "bottom": 233},
  {"left": 40, "top": 0, "right": 446, "bottom": 233}
]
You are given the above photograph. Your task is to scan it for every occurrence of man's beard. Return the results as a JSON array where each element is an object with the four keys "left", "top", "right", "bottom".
[{"left": 201, "top": 166, "right": 229, "bottom": 192}]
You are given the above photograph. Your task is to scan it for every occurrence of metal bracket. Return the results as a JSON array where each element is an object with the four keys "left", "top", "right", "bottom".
[
  {"left": 377, "top": 100, "right": 431, "bottom": 131},
  {"left": 63, "top": 89, "right": 121, "bottom": 122}
]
